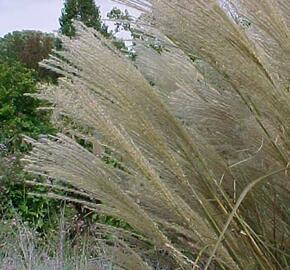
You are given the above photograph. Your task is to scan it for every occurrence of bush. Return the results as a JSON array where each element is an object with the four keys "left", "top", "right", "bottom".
[{"left": 0, "top": 61, "right": 59, "bottom": 232}]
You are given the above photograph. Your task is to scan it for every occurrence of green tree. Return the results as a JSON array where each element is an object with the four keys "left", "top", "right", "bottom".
[
  {"left": 59, "top": 1, "right": 136, "bottom": 59},
  {"left": 0, "top": 62, "right": 59, "bottom": 231},
  {"left": 0, "top": 62, "right": 53, "bottom": 150},
  {"left": 59, "top": 0, "right": 108, "bottom": 37},
  {"left": 0, "top": 31, "right": 57, "bottom": 81}
]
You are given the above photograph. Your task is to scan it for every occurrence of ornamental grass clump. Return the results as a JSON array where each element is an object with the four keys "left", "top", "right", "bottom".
[{"left": 22, "top": 0, "right": 290, "bottom": 269}]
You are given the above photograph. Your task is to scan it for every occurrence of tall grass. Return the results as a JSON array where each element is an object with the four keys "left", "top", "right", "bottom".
[
  {"left": 0, "top": 216, "right": 112, "bottom": 270},
  {"left": 22, "top": 0, "right": 290, "bottom": 269}
]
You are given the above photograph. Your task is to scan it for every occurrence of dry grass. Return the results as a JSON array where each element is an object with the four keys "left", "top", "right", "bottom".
[
  {"left": 0, "top": 216, "right": 172, "bottom": 270},
  {"left": 22, "top": 0, "right": 290, "bottom": 269},
  {"left": 0, "top": 217, "right": 112, "bottom": 270}
]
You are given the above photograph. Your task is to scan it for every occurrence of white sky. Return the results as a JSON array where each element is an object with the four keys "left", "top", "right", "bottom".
[{"left": 0, "top": 0, "right": 138, "bottom": 37}]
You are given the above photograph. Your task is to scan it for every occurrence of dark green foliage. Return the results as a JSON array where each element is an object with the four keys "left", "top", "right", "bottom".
[
  {"left": 0, "top": 62, "right": 54, "bottom": 151},
  {"left": 59, "top": 1, "right": 136, "bottom": 59},
  {"left": 59, "top": 0, "right": 108, "bottom": 37},
  {"left": 0, "top": 31, "right": 58, "bottom": 81},
  {"left": 0, "top": 61, "right": 58, "bottom": 232},
  {"left": 0, "top": 153, "right": 60, "bottom": 232}
]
